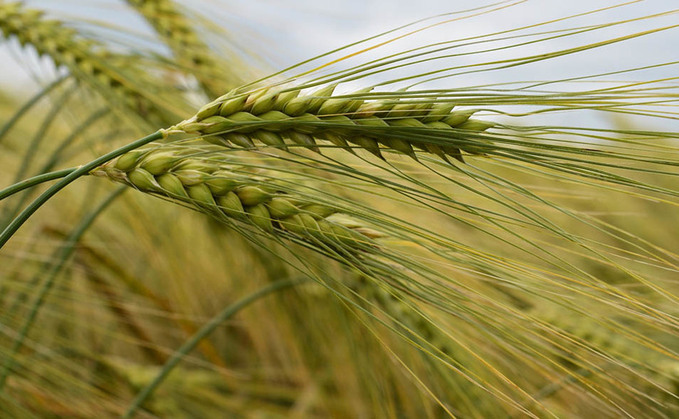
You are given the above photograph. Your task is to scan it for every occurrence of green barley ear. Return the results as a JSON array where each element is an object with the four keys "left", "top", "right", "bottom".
[
  {"left": 92, "top": 147, "right": 380, "bottom": 254},
  {"left": 171, "top": 85, "right": 493, "bottom": 162},
  {"left": 0, "top": 1, "right": 179, "bottom": 124}
]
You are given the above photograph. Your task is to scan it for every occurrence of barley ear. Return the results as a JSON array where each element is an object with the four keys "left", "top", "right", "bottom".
[
  {"left": 171, "top": 86, "right": 495, "bottom": 162},
  {"left": 95, "top": 148, "right": 381, "bottom": 254}
]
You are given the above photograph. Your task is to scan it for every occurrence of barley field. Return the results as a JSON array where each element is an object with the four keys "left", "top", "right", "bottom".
[{"left": 0, "top": 1, "right": 678, "bottom": 418}]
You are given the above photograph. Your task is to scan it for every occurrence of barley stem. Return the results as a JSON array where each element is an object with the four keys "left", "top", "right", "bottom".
[
  {"left": 0, "top": 168, "right": 77, "bottom": 201},
  {"left": 0, "top": 108, "right": 111, "bottom": 228},
  {"left": 0, "top": 130, "right": 165, "bottom": 250},
  {"left": 122, "top": 277, "right": 305, "bottom": 418},
  {"left": 9, "top": 85, "right": 80, "bottom": 185}
]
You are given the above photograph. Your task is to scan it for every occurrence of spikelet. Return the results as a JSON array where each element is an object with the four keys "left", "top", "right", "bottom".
[
  {"left": 174, "top": 85, "right": 496, "bottom": 162},
  {"left": 92, "top": 147, "right": 381, "bottom": 253}
]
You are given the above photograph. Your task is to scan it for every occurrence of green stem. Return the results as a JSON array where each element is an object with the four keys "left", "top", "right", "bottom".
[
  {"left": 0, "top": 186, "right": 126, "bottom": 391},
  {"left": 0, "top": 130, "right": 165, "bottom": 249},
  {"left": 0, "top": 168, "right": 77, "bottom": 201},
  {"left": 122, "top": 278, "right": 305, "bottom": 418}
]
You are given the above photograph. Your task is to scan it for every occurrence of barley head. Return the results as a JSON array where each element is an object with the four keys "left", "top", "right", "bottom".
[
  {"left": 0, "top": 2, "right": 173, "bottom": 123},
  {"left": 172, "top": 85, "right": 495, "bottom": 162},
  {"left": 92, "top": 147, "right": 380, "bottom": 253}
]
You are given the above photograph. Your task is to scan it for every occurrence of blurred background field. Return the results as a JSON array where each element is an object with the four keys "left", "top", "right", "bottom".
[{"left": 0, "top": 1, "right": 678, "bottom": 417}]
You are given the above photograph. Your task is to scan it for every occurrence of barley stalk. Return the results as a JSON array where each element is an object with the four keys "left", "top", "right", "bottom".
[
  {"left": 92, "top": 147, "right": 381, "bottom": 253},
  {"left": 173, "top": 85, "right": 495, "bottom": 162}
]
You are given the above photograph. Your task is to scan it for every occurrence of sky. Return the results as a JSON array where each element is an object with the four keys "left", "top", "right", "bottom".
[{"left": 2, "top": 1, "right": 677, "bottom": 80}]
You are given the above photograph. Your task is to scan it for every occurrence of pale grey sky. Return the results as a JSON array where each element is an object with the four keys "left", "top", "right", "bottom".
[{"left": 2, "top": 1, "right": 677, "bottom": 82}]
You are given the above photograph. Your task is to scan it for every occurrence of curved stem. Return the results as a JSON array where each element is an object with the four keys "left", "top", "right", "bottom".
[
  {"left": 123, "top": 277, "right": 305, "bottom": 418},
  {"left": 0, "top": 130, "right": 165, "bottom": 250},
  {"left": 0, "top": 168, "right": 77, "bottom": 201}
]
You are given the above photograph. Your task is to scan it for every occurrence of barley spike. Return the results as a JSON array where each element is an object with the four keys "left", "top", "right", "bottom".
[
  {"left": 92, "top": 148, "right": 379, "bottom": 253},
  {"left": 0, "top": 2, "right": 174, "bottom": 124},
  {"left": 174, "top": 86, "right": 495, "bottom": 162}
]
